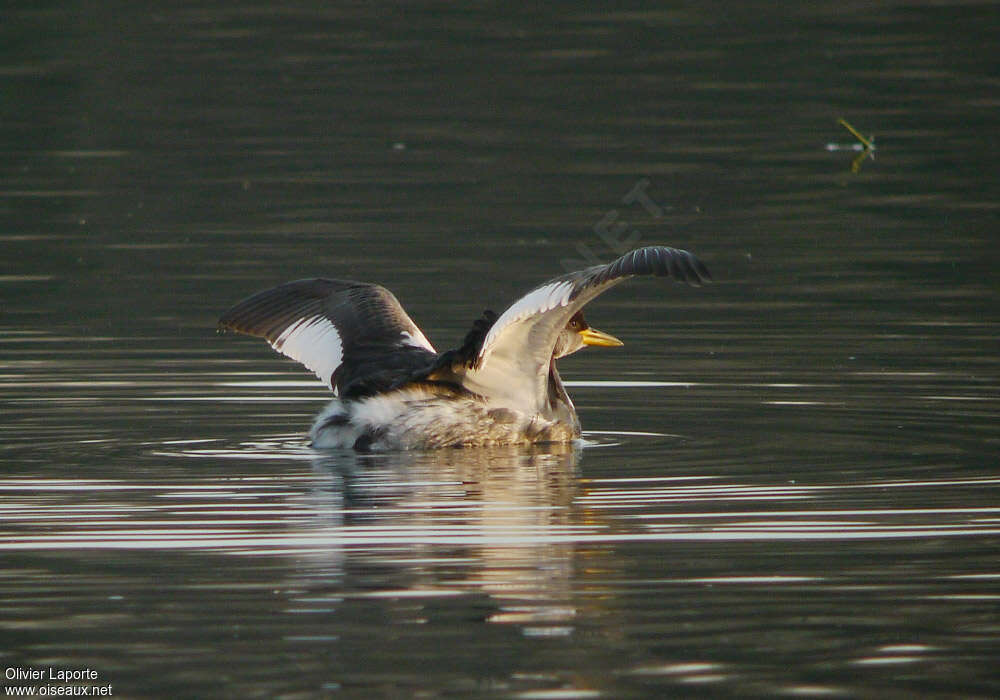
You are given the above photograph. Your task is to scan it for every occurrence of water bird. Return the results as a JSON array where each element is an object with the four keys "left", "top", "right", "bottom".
[{"left": 219, "top": 246, "right": 710, "bottom": 450}]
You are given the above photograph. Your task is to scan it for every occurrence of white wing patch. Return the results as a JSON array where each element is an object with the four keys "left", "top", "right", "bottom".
[
  {"left": 272, "top": 316, "right": 344, "bottom": 390},
  {"left": 479, "top": 280, "right": 575, "bottom": 362},
  {"left": 400, "top": 329, "right": 435, "bottom": 352}
]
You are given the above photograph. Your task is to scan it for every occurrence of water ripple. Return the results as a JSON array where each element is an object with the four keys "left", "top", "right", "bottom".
[{"left": 2, "top": 453, "right": 997, "bottom": 552}]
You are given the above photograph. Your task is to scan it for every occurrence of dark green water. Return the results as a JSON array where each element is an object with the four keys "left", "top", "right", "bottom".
[{"left": 2, "top": 1, "right": 999, "bottom": 697}]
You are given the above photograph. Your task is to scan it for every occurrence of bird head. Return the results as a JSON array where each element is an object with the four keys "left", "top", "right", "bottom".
[{"left": 553, "top": 311, "right": 623, "bottom": 359}]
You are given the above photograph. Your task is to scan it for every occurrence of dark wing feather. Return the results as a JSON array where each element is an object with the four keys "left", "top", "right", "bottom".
[
  {"left": 436, "top": 246, "right": 710, "bottom": 412},
  {"left": 218, "top": 279, "right": 436, "bottom": 396}
]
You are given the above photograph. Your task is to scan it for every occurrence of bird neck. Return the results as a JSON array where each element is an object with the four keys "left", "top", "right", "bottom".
[{"left": 546, "top": 361, "right": 579, "bottom": 429}]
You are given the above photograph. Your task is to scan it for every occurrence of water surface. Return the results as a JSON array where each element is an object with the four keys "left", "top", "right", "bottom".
[{"left": 2, "top": 1, "right": 999, "bottom": 697}]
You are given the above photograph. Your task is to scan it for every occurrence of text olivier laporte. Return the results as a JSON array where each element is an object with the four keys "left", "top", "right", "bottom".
[{"left": 5, "top": 668, "right": 112, "bottom": 696}]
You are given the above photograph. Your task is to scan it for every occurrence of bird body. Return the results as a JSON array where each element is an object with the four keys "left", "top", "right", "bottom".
[
  {"left": 308, "top": 382, "right": 579, "bottom": 450},
  {"left": 219, "top": 246, "right": 710, "bottom": 450}
]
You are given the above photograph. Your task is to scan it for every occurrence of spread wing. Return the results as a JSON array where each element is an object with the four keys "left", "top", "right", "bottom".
[
  {"left": 440, "top": 246, "right": 710, "bottom": 412},
  {"left": 218, "top": 278, "right": 436, "bottom": 396}
]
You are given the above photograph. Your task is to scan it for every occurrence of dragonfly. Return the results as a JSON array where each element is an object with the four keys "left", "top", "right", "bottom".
[{"left": 826, "top": 118, "right": 876, "bottom": 173}]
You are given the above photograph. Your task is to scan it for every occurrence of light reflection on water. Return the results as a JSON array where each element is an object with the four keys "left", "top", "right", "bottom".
[
  {"left": 3, "top": 446, "right": 998, "bottom": 552},
  {"left": 3, "top": 371, "right": 999, "bottom": 699},
  {"left": 3, "top": 430, "right": 999, "bottom": 695}
]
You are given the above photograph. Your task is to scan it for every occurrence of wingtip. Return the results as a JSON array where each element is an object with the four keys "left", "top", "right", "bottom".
[
  {"left": 633, "top": 245, "right": 712, "bottom": 287},
  {"left": 217, "top": 314, "right": 238, "bottom": 334},
  {"left": 681, "top": 249, "right": 713, "bottom": 286}
]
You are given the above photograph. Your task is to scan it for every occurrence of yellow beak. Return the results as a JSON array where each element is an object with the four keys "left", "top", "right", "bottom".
[{"left": 579, "top": 327, "right": 624, "bottom": 347}]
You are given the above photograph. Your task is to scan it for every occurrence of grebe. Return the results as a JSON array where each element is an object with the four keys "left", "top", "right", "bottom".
[{"left": 219, "top": 246, "right": 710, "bottom": 450}]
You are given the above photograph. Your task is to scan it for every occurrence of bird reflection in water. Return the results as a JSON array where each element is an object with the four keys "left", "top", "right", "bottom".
[{"left": 285, "top": 444, "right": 588, "bottom": 636}]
